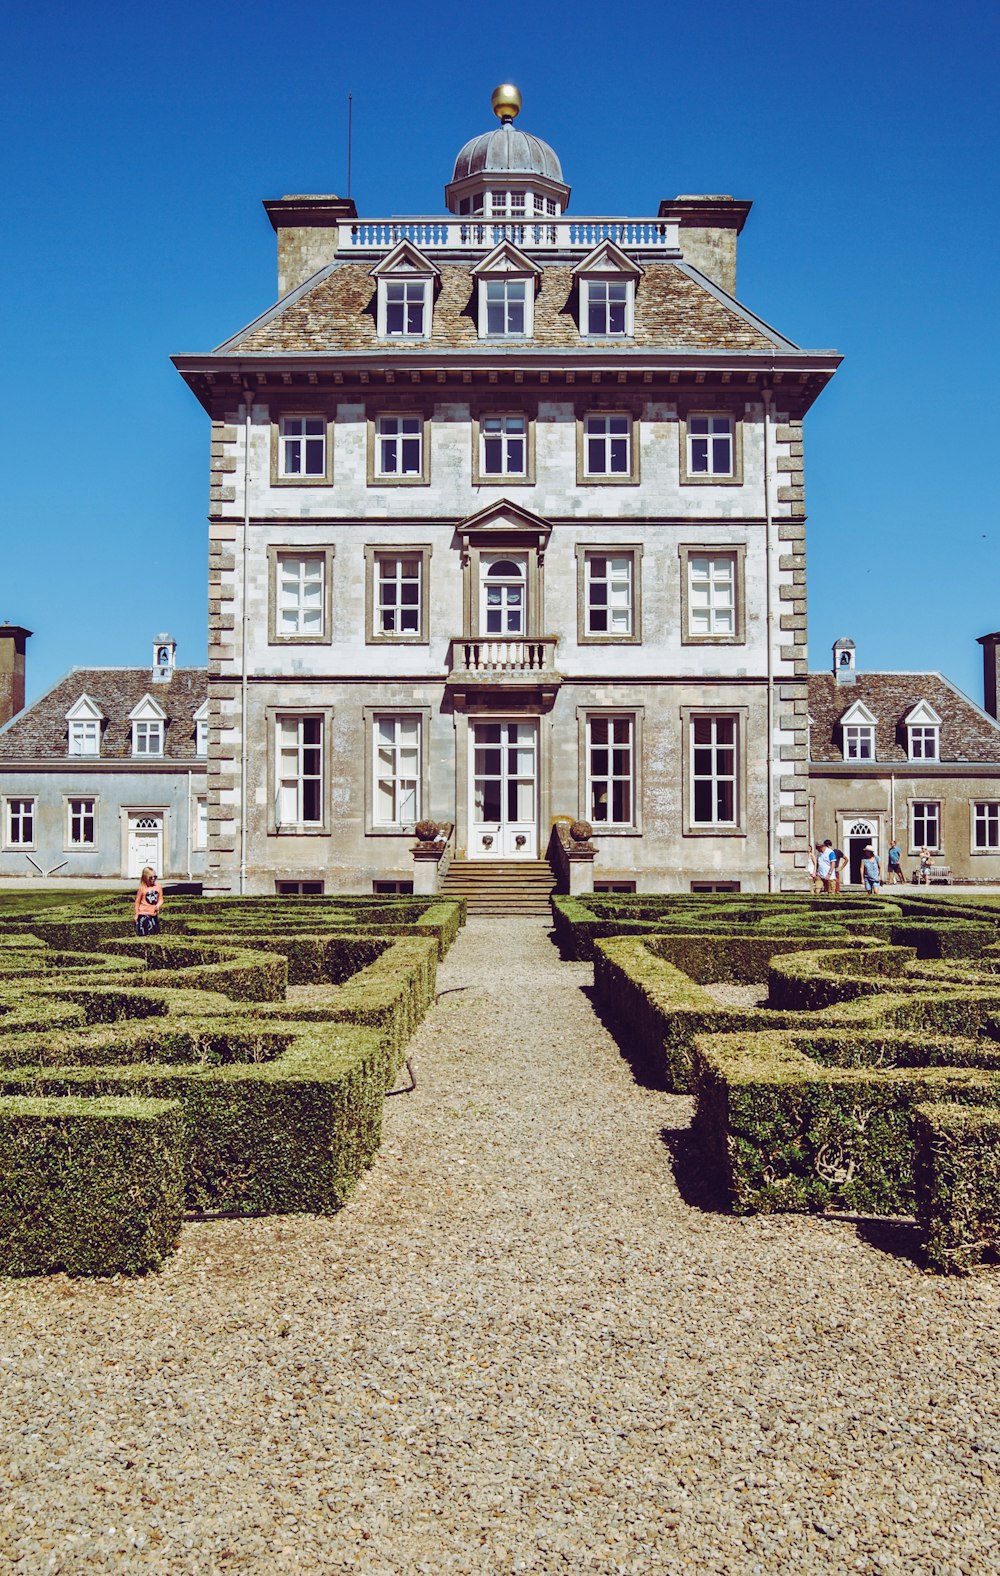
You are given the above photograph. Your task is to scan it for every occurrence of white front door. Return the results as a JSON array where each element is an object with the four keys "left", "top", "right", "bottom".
[
  {"left": 128, "top": 814, "right": 163, "bottom": 879},
  {"left": 470, "top": 720, "right": 538, "bottom": 858}
]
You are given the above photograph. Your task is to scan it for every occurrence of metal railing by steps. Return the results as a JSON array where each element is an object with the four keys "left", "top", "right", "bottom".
[{"left": 439, "top": 859, "right": 555, "bottom": 917}]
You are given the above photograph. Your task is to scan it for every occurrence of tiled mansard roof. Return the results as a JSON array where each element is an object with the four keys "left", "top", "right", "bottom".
[
  {"left": 221, "top": 260, "right": 787, "bottom": 357},
  {"left": 0, "top": 670, "right": 207, "bottom": 762},
  {"left": 808, "top": 672, "right": 1000, "bottom": 764}
]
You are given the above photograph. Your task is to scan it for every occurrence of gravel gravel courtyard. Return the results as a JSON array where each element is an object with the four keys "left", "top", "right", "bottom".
[{"left": 1, "top": 917, "right": 998, "bottom": 1574}]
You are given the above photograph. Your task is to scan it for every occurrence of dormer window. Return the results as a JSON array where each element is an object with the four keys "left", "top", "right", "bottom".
[
  {"left": 129, "top": 695, "right": 166, "bottom": 758},
  {"left": 840, "top": 700, "right": 877, "bottom": 761},
  {"left": 65, "top": 694, "right": 104, "bottom": 757},
  {"left": 385, "top": 280, "right": 428, "bottom": 337},
  {"left": 371, "top": 241, "right": 438, "bottom": 342},
  {"left": 573, "top": 241, "right": 641, "bottom": 340},
  {"left": 473, "top": 241, "right": 538, "bottom": 340},
  {"left": 904, "top": 700, "right": 941, "bottom": 761}
]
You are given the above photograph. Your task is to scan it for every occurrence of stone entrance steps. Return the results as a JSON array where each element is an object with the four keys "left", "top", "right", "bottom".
[{"left": 440, "top": 859, "right": 556, "bottom": 917}]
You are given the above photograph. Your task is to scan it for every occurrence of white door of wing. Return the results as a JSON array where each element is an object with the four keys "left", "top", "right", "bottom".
[
  {"left": 127, "top": 814, "right": 163, "bottom": 879},
  {"left": 470, "top": 720, "right": 538, "bottom": 858}
]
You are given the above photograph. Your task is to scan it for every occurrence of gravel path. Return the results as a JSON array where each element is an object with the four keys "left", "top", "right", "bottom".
[{"left": 1, "top": 919, "right": 999, "bottom": 1574}]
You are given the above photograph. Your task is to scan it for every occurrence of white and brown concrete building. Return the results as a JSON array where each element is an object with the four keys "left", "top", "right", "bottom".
[
  {"left": 807, "top": 637, "right": 1000, "bottom": 884},
  {"left": 0, "top": 631, "right": 209, "bottom": 882},
  {"left": 173, "top": 86, "right": 841, "bottom": 895}
]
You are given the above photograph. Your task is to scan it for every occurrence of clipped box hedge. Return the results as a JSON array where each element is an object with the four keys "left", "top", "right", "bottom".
[
  {"left": 914, "top": 1102, "right": 1000, "bottom": 1275},
  {"left": 0, "top": 1095, "right": 184, "bottom": 1277},
  {"left": 691, "top": 1028, "right": 1000, "bottom": 1216}
]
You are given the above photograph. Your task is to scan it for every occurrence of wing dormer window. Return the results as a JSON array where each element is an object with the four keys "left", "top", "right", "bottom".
[
  {"left": 572, "top": 240, "right": 642, "bottom": 339},
  {"left": 472, "top": 241, "right": 539, "bottom": 340},
  {"left": 840, "top": 699, "right": 877, "bottom": 761},
  {"left": 371, "top": 241, "right": 438, "bottom": 341},
  {"left": 65, "top": 694, "right": 104, "bottom": 757},
  {"left": 904, "top": 699, "right": 941, "bottom": 761},
  {"left": 130, "top": 694, "right": 167, "bottom": 757}
]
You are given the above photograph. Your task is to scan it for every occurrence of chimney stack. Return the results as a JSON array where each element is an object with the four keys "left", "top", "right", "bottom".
[
  {"left": 977, "top": 630, "right": 1000, "bottom": 719},
  {"left": 657, "top": 195, "right": 752, "bottom": 295},
  {"left": 0, "top": 624, "right": 31, "bottom": 727},
  {"left": 263, "top": 195, "right": 359, "bottom": 298}
]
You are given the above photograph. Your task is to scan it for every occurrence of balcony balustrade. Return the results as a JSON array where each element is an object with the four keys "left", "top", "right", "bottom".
[
  {"left": 336, "top": 217, "right": 680, "bottom": 257},
  {"left": 445, "top": 635, "right": 561, "bottom": 709}
]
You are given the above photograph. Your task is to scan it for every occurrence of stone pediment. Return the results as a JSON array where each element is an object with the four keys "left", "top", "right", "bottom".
[
  {"left": 571, "top": 239, "right": 644, "bottom": 278},
  {"left": 369, "top": 239, "right": 440, "bottom": 279},
  {"left": 470, "top": 240, "right": 540, "bottom": 278},
  {"left": 456, "top": 499, "right": 552, "bottom": 557}
]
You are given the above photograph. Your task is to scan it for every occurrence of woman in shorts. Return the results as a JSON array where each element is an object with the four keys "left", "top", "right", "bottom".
[{"left": 861, "top": 846, "right": 882, "bottom": 896}]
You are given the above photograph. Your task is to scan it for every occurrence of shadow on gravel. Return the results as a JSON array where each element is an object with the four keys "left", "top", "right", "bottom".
[
  {"left": 659, "top": 1125, "right": 731, "bottom": 1213},
  {"left": 579, "top": 982, "right": 667, "bottom": 1091},
  {"left": 830, "top": 1214, "right": 926, "bottom": 1268}
]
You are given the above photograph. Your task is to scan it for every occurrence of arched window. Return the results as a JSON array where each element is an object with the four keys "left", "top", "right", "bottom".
[{"left": 480, "top": 555, "right": 526, "bottom": 636}]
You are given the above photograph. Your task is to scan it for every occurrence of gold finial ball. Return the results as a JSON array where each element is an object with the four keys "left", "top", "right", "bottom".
[{"left": 491, "top": 84, "right": 522, "bottom": 123}]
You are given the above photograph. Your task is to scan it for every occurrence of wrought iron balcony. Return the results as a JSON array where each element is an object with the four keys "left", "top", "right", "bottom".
[{"left": 445, "top": 636, "right": 562, "bottom": 708}]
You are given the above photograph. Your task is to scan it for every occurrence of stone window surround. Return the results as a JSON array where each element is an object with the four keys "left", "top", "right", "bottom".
[
  {"left": 2, "top": 795, "right": 36, "bottom": 851},
  {"left": 266, "top": 544, "right": 336, "bottom": 646},
  {"left": 364, "top": 543, "right": 433, "bottom": 645},
  {"left": 678, "top": 542, "right": 747, "bottom": 646},
  {"left": 678, "top": 406, "right": 745, "bottom": 487},
  {"left": 576, "top": 705, "right": 644, "bottom": 835},
  {"left": 970, "top": 800, "right": 1000, "bottom": 856},
  {"left": 264, "top": 704, "right": 335, "bottom": 837},
  {"left": 362, "top": 705, "right": 432, "bottom": 836},
  {"left": 575, "top": 405, "right": 641, "bottom": 486},
  {"left": 269, "top": 410, "right": 335, "bottom": 488},
  {"left": 470, "top": 404, "right": 537, "bottom": 487},
  {"left": 574, "top": 544, "right": 644, "bottom": 646},
  {"left": 366, "top": 406, "right": 432, "bottom": 487},
  {"left": 908, "top": 797, "right": 942, "bottom": 855},
  {"left": 64, "top": 794, "right": 98, "bottom": 852},
  {"left": 462, "top": 535, "right": 546, "bottom": 639},
  {"left": 680, "top": 705, "right": 749, "bottom": 838}
]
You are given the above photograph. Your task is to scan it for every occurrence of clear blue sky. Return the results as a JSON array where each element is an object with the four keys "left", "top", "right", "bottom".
[{"left": 4, "top": 0, "right": 998, "bottom": 705}]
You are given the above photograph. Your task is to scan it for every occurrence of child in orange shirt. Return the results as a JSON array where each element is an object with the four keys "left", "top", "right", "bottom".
[{"left": 134, "top": 866, "right": 164, "bottom": 936}]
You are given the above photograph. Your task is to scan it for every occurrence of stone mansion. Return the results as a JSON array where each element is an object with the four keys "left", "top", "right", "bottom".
[{"left": 171, "top": 85, "right": 841, "bottom": 896}]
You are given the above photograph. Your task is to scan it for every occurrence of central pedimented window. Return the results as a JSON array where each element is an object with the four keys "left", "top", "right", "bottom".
[
  {"left": 129, "top": 694, "right": 167, "bottom": 757},
  {"left": 572, "top": 240, "right": 642, "bottom": 340},
  {"left": 65, "top": 694, "right": 104, "bottom": 757},
  {"left": 472, "top": 241, "right": 540, "bottom": 340},
  {"left": 839, "top": 699, "right": 878, "bottom": 761}
]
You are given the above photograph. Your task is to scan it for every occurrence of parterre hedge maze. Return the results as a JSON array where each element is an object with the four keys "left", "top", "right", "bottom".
[
  {"left": 556, "top": 891, "right": 1000, "bottom": 1275},
  {"left": 0, "top": 892, "right": 464, "bottom": 1278}
]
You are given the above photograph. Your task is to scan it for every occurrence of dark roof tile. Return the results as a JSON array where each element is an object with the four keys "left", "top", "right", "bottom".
[
  {"left": 0, "top": 670, "right": 207, "bottom": 762},
  {"left": 808, "top": 671, "right": 1000, "bottom": 764}
]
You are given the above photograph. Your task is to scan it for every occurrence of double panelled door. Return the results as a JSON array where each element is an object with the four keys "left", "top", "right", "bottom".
[{"left": 470, "top": 720, "right": 538, "bottom": 858}]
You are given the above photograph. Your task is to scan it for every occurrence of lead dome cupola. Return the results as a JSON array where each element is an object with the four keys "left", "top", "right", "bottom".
[{"left": 445, "top": 86, "right": 571, "bottom": 217}]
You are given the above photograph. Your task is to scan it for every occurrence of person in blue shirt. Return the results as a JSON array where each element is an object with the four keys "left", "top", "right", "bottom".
[
  {"left": 886, "top": 840, "right": 904, "bottom": 884},
  {"left": 861, "top": 846, "right": 882, "bottom": 895}
]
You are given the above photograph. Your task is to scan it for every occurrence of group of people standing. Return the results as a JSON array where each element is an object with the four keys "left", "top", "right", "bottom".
[{"left": 810, "top": 838, "right": 936, "bottom": 897}]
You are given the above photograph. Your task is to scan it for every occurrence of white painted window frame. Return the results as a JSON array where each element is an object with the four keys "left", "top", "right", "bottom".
[
  {"left": 479, "top": 413, "right": 528, "bottom": 477},
  {"left": 907, "top": 724, "right": 940, "bottom": 761},
  {"left": 911, "top": 799, "right": 941, "bottom": 852},
  {"left": 582, "top": 277, "right": 633, "bottom": 337},
  {"left": 973, "top": 801, "right": 1000, "bottom": 851},
  {"left": 376, "top": 553, "right": 423, "bottom": 638},
  {"left": 375, "top": 414, "right": 424, "bottom": 478},
  {"left": 478, "top": 276, "right": 531, "bottom": 339},
  {"left": 193, "top": 794, "right": 209, "bottom": 852},
  {"left": 843, "top": 724, "right": 875, "bottom": 761},
  {"left": 278, "top": 415, "right": 327, "bottom": 479},
  {"left": 586, "top": 713, "right": 636, "bottom": 828},
  {"left": 4, "top": 797, "right": 35, "bottom": 848},
  {"left": 583, "top": 413, "right": 632, "bottom": 477},
  {"left": 687, "top": 414, "right": 735, "bottom": 478},
  {"left": 373, "top": 715, "right": 422, "bottom": 828},
  {"left": 275, "top": 714, "right": 324, "bottom": 829},
  {"left": 68, "top": 718, "right": 100, "bottom": 756},
  {"left": 132, "top": 719, "right": 164, "bottom": 757},
  {"left": 67, "top": 797, "right": 97, "bottom": 848},
  {"left": 687, "top": 553, "right": 737, "bottom": 638},
  {"left": 277, "top": 553, "right": 326, "bottom": 638},
  {"left": 690, "top": 714, "right": 739, "bottom": 827},
  {"left": 584, "top": 552, "right": 633, "bottom": 638}
]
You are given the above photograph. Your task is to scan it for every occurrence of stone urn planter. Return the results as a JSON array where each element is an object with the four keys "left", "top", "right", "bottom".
[
  {"left": 569, "top": 820, "right": 593, "bottom": 844},
  {"left": 414, "top": 820, "right": 440, "bottom": 844}
]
